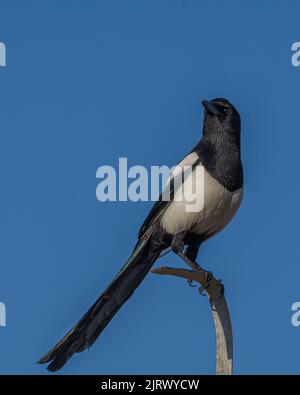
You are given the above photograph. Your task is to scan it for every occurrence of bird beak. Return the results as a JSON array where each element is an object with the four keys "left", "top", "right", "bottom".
[{"left": 202, "top": 100, "right": 219, "bottom": 116}]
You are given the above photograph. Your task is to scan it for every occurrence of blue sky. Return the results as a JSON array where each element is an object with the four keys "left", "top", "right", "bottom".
[{"left": 0, "top": 0, "right": 299, "bottom": 374}]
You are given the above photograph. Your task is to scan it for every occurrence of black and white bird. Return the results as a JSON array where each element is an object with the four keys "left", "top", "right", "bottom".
[{"left": 38, "top": 98, "right": 243, "bottom": 371}]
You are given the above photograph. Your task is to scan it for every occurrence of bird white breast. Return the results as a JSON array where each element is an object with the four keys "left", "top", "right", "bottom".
[{"left": 160, "top": 166, "right": 243, "bottom": 237}]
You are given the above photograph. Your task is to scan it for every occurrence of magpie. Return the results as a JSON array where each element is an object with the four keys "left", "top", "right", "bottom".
[{"left": 38, "top": 98, "right": 243, "bottom": 371}]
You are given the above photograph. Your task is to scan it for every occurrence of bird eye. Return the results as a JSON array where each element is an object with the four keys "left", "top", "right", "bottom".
[
  {"left": 212, "top": 102, "right": 229, "bottom": 116},
  {"left": 221, "top": 106, "right": 228, "bottom": 115}
]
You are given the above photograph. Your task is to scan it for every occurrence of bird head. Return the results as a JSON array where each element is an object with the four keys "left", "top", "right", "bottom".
[{"left": 201, "top": 98, "right": 241, "bottom": 135}]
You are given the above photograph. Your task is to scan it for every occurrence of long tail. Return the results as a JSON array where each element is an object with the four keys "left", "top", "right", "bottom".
[{"left": 38, "top": 234, "right": 162, "bottom": 371}]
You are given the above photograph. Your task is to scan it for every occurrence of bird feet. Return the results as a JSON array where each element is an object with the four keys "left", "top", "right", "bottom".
[
  {"left": 188, "top": 269, "right": 213, "bottom": 289},
  {"left": 199, "top": 278, "right": 225, "bottom": 299},
  {"left": 186, "top": 266, "right": 224, "bottom": 299},
  {"left": 169, "top": 232, "right": 224, "bottom": 298}
]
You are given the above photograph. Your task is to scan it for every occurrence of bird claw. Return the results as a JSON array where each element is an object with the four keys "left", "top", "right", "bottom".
[
  {"left": 197, "top": 270, "right": 213, "bottom": 296},
  {"left": 205, "top": 271, "right": 213, "bottom": 282},
  {"left": 216, "top": 279, "right": 225, "bottom": 298},
  {"left": 198, "top": 285, "right": 207, "bottom": 296},
  {"left": 187, "top": 279, "right": 196, "bottom": 287}
]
